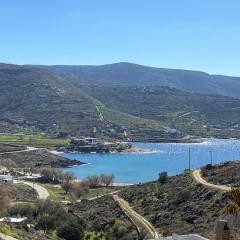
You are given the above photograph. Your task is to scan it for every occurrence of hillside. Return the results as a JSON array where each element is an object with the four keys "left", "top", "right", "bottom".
[
  {"left": 0, "top": 63, "right": 182, "bottom": 141},
  {"left": 83, "top": 85, "right": 240, "bottom": 137},
  {"left": 0, "top": 63, "right": 101, "bottom": 136},
  {"left": 202, "top": 161, "right": 240, "bottom": 187},
  {"left": 70, "top": 196, "right": 138, "bottom": 239},
  {"left": 119, "top": 171, "right": 229, "bottom": 239},
  {"left": 40, "top": 62, "right": 240, "bottom": 97},
  {"left": 3, "top": 63, "right": 240, "bottom": 140}
]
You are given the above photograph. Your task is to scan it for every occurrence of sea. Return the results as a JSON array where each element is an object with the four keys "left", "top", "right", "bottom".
[{"left": 60, "top": 138, "right": 240, "bottom": 184}]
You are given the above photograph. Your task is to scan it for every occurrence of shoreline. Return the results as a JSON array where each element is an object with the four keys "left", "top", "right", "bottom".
[
  {"left": 72, "top": 178, "right": 134, "bottom": 186},
  {"left": 50, "top": 138, "right": 211, "bottom": 156},
  {"left": 51, "top": 146, "right": 161, "bottom": 155}
]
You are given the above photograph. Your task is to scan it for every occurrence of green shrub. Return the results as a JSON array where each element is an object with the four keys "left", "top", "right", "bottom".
[
  {"left": 57, "top": 222, "right": 84, "bottom": 240},
  {"left": 158, "top": 171, "right": 168, "bottom": 184}
]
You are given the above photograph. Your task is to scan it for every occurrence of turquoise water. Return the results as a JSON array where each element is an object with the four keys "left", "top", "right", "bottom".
[{"left": 60, "top": 138, "right": 240, "bottom": 184}]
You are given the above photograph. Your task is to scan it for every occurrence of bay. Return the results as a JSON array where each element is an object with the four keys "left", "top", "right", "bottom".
[{"left": 60, "top": 138, "right": 240, "bottom": 184}]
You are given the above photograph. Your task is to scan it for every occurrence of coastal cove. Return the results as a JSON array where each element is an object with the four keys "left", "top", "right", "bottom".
[{"left": 60, "top": 138, "right": 240, "bottom": 184}]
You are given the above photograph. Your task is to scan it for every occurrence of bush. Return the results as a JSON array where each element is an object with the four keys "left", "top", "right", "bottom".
[
  {"left": 7, "top": 203, "right": 35, "bottom": 219},
  {"left": 72, "top": 181, "right": 90, "bottom": 198},
  {"left": 100, "top": 174, "right": 114, "bottom": 186},
  {"left": 57, "top": 221, "right": 84, "bottom": 240},
  {"left": 112, "top": 220, "right": 127, "bottom": 238},
  {"left": 87, "top": 175, "right": 101, "bottom": 188},
  {"left": 158, "top": 172, "right": 168, "bottom": 184}
]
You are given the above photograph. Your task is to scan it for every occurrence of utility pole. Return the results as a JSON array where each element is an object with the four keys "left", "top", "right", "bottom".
[
  {"left": 188, "top": 147, "right": 191, "bottom": 170},
  {"left": 210, "top": 149, "right": 213, "bottom": 165}
]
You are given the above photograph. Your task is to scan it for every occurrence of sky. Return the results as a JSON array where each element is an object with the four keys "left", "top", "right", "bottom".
[{"left": 1, "top": 0, "right": 240, "bottom": 76}]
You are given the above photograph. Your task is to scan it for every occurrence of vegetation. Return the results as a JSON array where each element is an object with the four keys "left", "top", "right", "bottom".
[
  {"left": 71, "top": 181, "right": 90, "bottom": 199},
  {"left": 0, "top": 134, "right": 69, "bottom": 147},
  {"left": 43, "top": 62, "right": 240, "bottom": 98},
  {"left": 5, "top": 183, "right": 37, "bottom": 202},
  {"left": 5, "top": 197, "right": 137, "bottom": 239},
  {"left": 2, "top": 63, "right": 240, "bottom": 140},
  {"left": 0, "top": 143, "right": 26, "bottom": 153},
  {"left": 158, "top": 171, "right": 168, "bottom": 184},
  {"left": 0, "top": 184, "right": 7, "bottom": 214},
  {"left": 202, "top": 161, "right": 240, "bottom": 187},
  {"left": 0, "top": 149, "right": 82, "bottom": 169},
  {"left": 0, "top": 225, "right": 20, "bottom": 239},
  {"left": 228, "top": 188, "right": 240, "bottom": 216},
  {"left": 57, "top": 221, "right": 84, "bottom": 240},
  {"left": 41, "top": 182, "right": 121, "bottom": 201},
  {"left": 83, "top": 85, "right": 240, "bottom": 138},
  {"left": 119, "top": 172, "right": 228, "bottom": 238},
  {"left": 7, "top": 199, "right": 85, "bottom": 239},
  {"left": 69, "top": 195, "right": 138, "bottom": 239},
  {"left": 40, "top": 168, "right": 75, "bottom": 184}
]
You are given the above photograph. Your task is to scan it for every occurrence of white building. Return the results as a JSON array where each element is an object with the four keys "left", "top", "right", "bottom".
[{"left": 0, "top": 174, "right": 13, "bottom": 183}]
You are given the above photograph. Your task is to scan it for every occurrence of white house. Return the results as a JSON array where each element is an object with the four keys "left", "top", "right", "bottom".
[{"left": 0, "top": 174, "right": 13, "bottom": 183}]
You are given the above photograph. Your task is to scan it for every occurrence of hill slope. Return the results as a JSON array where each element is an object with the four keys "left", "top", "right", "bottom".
[
  {"left": 40, "top": 62, "right": 240, "bottom": 97},
  {"left": 119, "top": 171, "right": 228, "bottom": 239},
  {"left": 0, "top": 64, "right": 180, "bottom": 141},
  {"left": 0, "top": 63, "right": 102, "bottom": 136},
  {"left": 3, "top": 63, "right": 240, "bottom": 140},
  {"left": 83, "top": 85, "right": 240, "bottom": 137}
]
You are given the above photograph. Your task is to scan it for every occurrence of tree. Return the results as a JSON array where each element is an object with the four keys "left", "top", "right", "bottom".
[
  {"left": 57, "top": 222, "right": 84, "bottom": 240},
  {"left": 100, "top": 174, "right": 114, "bottom": 187},
  {"left": 72, "top": 181, "right": 89, "bottom": 198},
  {"left": 61, "top": 172, "right": 76, "bottom": 194},
  {"left": 63, "top": 172, "right": 76, "bottom": 183},
  {"left": 41, "top": 168, "right": 60, "bottom": 183},
  {"left": 87, "top": 175, "right": 101, "bottom": 188},
  {"left": 158, "top": 171, "right": 168, "bottom": 184},
  {"left": 61, "top": 182, "right": 73, "bottom": 194},
  {"left": 41, "top": 168, "right": 74, "bottom": 183}
]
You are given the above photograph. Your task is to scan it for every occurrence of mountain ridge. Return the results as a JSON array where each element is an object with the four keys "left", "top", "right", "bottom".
[{"left": 36, "top": 62, "right": 240, "bottom": 97}]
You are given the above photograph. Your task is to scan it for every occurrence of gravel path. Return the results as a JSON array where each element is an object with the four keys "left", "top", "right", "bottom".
[{"left": 193, "top": 169, "right": 231, "bottom": 192}]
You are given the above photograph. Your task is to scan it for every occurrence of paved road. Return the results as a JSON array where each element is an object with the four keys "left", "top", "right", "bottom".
[
  {"left": 193, "top": 169, "right": 232, "bottom": 192},
  {"left": 21, "top": 181, "right": 50, "bottom": 199},
  {"left": 0, "top": 233, "right": 18, "bottom": 240},
  {"left": 113, "top": 194, "right": 159, "bottom": 239}
]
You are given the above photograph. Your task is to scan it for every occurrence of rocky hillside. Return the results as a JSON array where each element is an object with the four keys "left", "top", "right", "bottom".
[{"left": 119, "top": 172, "right": 229, "bottom": 238}]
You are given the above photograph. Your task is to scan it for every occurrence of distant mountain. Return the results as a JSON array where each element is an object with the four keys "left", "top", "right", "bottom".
[
  {"left": 2, "top": 62, "right": 240, "bottom": 140},
  {"left": 39, "top": 62, "right": 240, "bottom": 97}
]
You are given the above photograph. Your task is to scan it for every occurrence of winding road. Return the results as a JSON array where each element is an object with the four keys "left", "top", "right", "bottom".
[
  {"left": 113, "top": 194, "right": 159, "bottom": 239},
  {"left": 192, "top": 169, "right": 232, "bottom": 192},
  {"left": 19, "top": 181, "right": 50, "bottom": 199}
]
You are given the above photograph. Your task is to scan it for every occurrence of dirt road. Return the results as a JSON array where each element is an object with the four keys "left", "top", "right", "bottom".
[
  {"left": 192, "top": 169, "right": 231, "bottom": 192},
  {"left": 113, "top": 194, "right": 159, "bottom": 239}
]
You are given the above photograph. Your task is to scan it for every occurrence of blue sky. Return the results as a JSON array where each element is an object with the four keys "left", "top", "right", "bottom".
[{"left": 1, "top": 0, "right": 240, "bottom": 75}]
